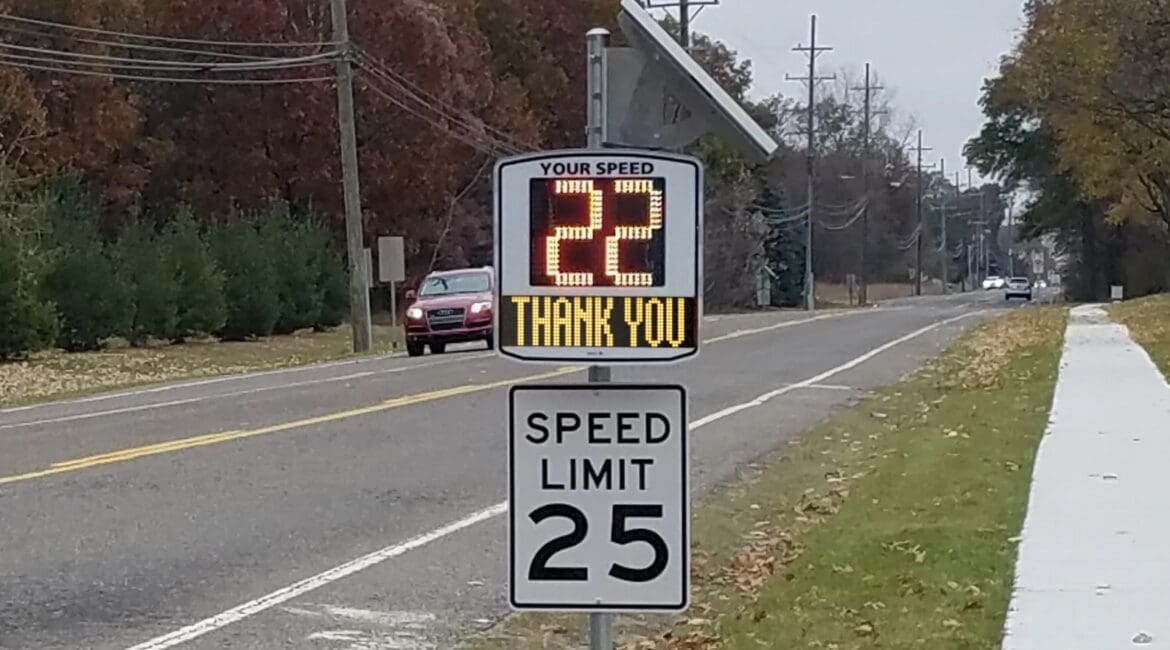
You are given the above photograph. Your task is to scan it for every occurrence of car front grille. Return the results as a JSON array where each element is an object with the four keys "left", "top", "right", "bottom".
[{"left": 427, "top": 307, "right": 465, "bottom": 331}]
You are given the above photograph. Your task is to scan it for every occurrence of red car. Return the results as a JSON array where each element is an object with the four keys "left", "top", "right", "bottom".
[{"left": 403, "top": 267, "right": 494, "bottom": 357}]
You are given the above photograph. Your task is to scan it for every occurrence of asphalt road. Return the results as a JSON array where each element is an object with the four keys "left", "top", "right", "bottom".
[{"left": 0, "top": 291, "right": 1023, "bottom": 650}]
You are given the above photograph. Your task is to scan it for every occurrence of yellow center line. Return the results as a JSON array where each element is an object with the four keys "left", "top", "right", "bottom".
[
  {"left": 0, "top": 309, "right": 872, "bottom": 486},
  {"left": 0, "top": 366, "right": 580, "bottom": 487}
]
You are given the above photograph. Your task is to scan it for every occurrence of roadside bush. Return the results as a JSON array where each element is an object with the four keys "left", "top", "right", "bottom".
[
  {"left": 211, "top": 217, "right": 279, "bottom": 340},
  {"left": 315, "top": 240, "right": 349, "bottom": 329},
  {"left": 41, "top": 187, "right": 133, "bottom": 352},
  {"left": 262, "top": 204, "right": 323, "bottom": 334},
  {"left": 167, "top": 207, "right": 227, "bottom": 339},
  {"left": 118, "top": 219, "right": 178, "bottom": 345},
  {"left": 0, "top": 240, "right": 58, "bottom": 359}
]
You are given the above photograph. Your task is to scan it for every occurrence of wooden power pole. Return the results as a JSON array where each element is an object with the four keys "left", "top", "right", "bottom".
[
  {"left": 910, "top": 131, "right": 932, "bottom": 296},
  {"left": 852, "top": 63, "right": 884, "bottom": 305},
  {"left": 787, "top": 15, "right": 834, "bottom": 311},
  {"left": 330, "top": 0, "right": 372, "bottom": 353}
]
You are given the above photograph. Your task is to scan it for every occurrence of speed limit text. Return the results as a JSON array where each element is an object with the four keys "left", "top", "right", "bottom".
[{"left": 524, "top": 410, "right": 673, "bottom": 491}]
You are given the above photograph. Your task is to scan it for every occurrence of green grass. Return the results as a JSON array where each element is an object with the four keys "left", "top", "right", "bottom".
[
  {"left": 0, "top": 324, "right": 403, "bottom": 407},
  {"left": 1109, "top": 293, "right": 1170, "bottom": 377},
  {"left": 460, "top": 307, "right": 1068, "bottom": 650}
]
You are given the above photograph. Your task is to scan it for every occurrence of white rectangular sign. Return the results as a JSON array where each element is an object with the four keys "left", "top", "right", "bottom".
[
  {"left": 508, "top": 384, "right": 689, "bottom": 611},
  {"left": 377, "top": 236, "right": 405, "bottom": 284},
  {"left": 493, "top": 149, "right": 703, "bottom": 364}
]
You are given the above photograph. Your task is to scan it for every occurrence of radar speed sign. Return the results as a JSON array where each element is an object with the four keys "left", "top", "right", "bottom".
[{"left": 493, "top": 149, "right": 703, "bottom": 363}]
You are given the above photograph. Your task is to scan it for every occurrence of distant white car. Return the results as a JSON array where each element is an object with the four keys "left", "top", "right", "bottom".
[
  {"left": 1004, "top": 277, "right": 1033, "bottom": 301},
  {"left": 982, "top": 275, "right": 1005, "bottom": 290}
]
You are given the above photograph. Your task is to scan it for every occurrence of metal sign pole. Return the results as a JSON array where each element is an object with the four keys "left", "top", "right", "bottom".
[
  {"left": 585, "top": 25, "right": 614, "bottom": 650},
  {"left": 389, "top": 281, "right": 398, "bottom": 351}
]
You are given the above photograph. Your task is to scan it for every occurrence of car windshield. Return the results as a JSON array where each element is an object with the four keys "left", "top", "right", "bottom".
[{"left": 418, "top": 272, "right": 489, "bottom": 297}]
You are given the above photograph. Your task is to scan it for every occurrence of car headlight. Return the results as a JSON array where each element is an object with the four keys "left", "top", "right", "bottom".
[
  {"left": 470, "top": 301, "right": 492, "bottom": 314},
  {"left": 407, "top": 307, "right": 424, "bottom": 320}
]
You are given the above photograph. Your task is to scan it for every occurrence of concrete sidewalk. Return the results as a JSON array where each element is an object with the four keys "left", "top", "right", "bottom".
[{"left": 1003, "top": 305, "right": 1170, "bottom": 648}]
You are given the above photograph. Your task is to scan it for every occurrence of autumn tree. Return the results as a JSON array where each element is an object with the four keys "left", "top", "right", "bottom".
[
  {"left": 4, "top": 0, "right": 156, "bottom": 210},
  {"left": 966, "top": 0, "right": 1169, "bottom": 298}
]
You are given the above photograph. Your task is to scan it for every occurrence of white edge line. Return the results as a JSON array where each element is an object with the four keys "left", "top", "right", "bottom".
[
  {"left": 124, "top": 503, "right": 507, "bottom": 650},
  {"left": 123, "top": 309, "right": 980, "bottom": 650}
]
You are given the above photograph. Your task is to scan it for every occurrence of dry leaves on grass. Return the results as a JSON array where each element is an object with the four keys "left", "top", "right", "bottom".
[
  {"left": 934, "top": 308, "right": 1065, "bottom": 391},
  {"left": 1110, "top": 294, "right": 1170, "bottom": 347},
  {"left": 0, "top": 329, "right": 365, "bottom": 406}
]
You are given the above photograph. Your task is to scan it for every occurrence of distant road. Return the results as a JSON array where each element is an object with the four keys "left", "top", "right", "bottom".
[{"left": 0, "top": 291, "right": 1010, "bottom": 650}]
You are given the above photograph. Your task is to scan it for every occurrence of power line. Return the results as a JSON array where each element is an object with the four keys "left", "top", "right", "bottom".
[
  {"left": 817, "top": 200, "right": 867, "bottom": 231},
  {"left": 0, "top": 23, "right": 273, "bottom": 61},
  {"left": 353, "top": 48, "right": 534, "bottom": 153},
  {"left": 0, "top": 56, "right": 333, "bottom": 84},
  {"left": 0, "top": 13, "right": 339, "bottom": 49},
  {"left": 895, "top": 224, "right": 922, "bottom": 251},
  {"left": 357, "top": 72, "right": 516, "bottom": 157},
  {"left": 748, "top": 200, "right": 810, "bottom": 215},
  {"left": 818, "top": 196, "right": 867, "bottom": 216},
  {"left": 0, "top": 43, "right": 339, "bottom": 72}
]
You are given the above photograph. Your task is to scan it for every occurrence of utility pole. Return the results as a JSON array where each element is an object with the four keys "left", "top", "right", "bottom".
[
  {"left": 967, "top": 167, "right": 988, "bottom": 277},
  {"left": 645, "top": 0, "right": 719, "bottom": 50},
  {"left": 1006, "top": 192, "right": 1016, "bottom": 276},
  {"left": 331, "top": 0, "right": 372, "bottom": 353},
  {"left": 910, "top": 131, "right": 932, "bottom": 296},
  {"left": 938, "top": 158, "right": 948, "bottom": 294},
  {"left": 787, "top": 15, "right": 834, "bottom": 311},
  {"left": 851, "top": 63, "right": 884, "bottom": 306}
]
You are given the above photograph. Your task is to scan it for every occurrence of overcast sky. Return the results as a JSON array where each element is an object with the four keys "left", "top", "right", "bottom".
[{"left": 651, "top": 0, "right": 1027, "bottom": 186}]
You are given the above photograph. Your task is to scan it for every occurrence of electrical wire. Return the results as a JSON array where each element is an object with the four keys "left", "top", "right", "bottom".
[
  {"left": 723, "top": 204, "right": 809, "bottom": 224},
  {"left": 354, "top": 48, "right": 535, "bottom": 153},
  {"left": 0, "top": 56, "right": 333, "bottom": 84},
  {"left": 818, "top": 196, "right": 867, "bottom": 212},
  {"left": 0, "top": 45, "right": 339, "bottom": 73},
  {"left": 816, "top": 201, "right": 867, "bottom": 231},
  {"left": 0, "top": 13, "right": 339, "bottom": 49},
  {"left": 357, "top": 59, "right": 523, "bottom": 155},
  {"left": 765, "top": 211, "right": 810, "bottom": 225},
  {"left": 358, "top": 73, "right": 517, "bottom": 157},
  {"left": 748, "top": 200, "right": 809, "bottom": 216},
  {"left": 0, "top": 22, "right": 272, "bottom": 61},
  {"left": 356, "top": 63, "right": 525, "bottom": 156},
  {"left": 895, "top": 224, "right": 922, "bottom": 250}
]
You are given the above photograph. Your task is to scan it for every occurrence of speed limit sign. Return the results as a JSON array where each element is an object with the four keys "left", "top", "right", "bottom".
[{"left": 508, "top": 384, "right": 689, "bottom": 611}]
